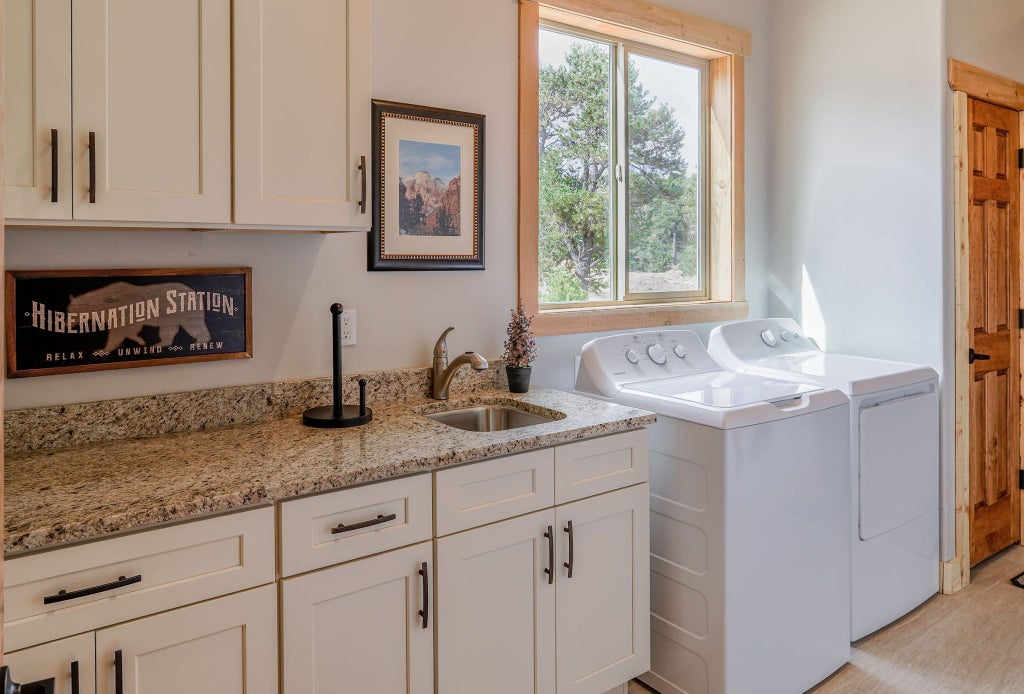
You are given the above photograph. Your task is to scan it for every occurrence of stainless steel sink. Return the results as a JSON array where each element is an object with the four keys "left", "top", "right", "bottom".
[{"left": 425, "top": 405, "right": 558, "bottom": 432}]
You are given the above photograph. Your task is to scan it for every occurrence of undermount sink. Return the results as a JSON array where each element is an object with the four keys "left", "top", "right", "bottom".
[{"left": 425, "top": 405, "right": 559, "bottom": 432}]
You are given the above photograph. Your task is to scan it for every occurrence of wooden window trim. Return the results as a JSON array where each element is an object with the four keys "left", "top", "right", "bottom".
[{"left": 518, "top": 0, "right": 748, "bottom": 336}]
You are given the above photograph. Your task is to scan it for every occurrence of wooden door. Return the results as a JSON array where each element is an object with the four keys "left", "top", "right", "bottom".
[
  {"left": 555, "top": 485, "right": 650, "bottom": 694},
  {"left": 3, "top": 0, "right": 72, "bottom": 219},
  {"left": 71, "top": 0, "right": 230, "bottom": 223},
  {"left": 968, "top": 97, "right": 1022, "bottom": 565},
  {"left": 3, "top": 633, "right": 95, "bottom": 694},
  {"left": 95, "top": 585, "right": 277, "bottom": 694},
  {"left": 232, "top": 0, "right": 371, "bottom": 229},
  {"left": 281, "top": 542, "right": 434, "bottom": 694},
  {"left": 435, "top": 510, "right": 556, "bottom": 694}
]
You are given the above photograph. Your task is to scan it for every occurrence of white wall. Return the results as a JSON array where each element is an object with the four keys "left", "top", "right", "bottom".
[
  {"left": 532, "top": 0, "right": 773, "bottom": 392},
  {"left": 6, "top": 0, "right": 521, "bottom": 409},
  {"left": 946, "top": 0, "right": 1024, "bottom": 83},
  {"left": 768, "top": 0, "right": 949, "bottom": 554}
]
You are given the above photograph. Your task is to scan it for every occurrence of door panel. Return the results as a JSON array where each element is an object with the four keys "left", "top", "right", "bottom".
[
  {"left": 281, "top": 542, "right": 433, "bottom": 694},
  {"left": 4, "top": 0, "right": 72, "bottom": 219},
  {"left": 435, "top": 510, "right": 556, "bottom": 694},
  {"left": 71, "top": 0, "right": 230, "bottom": 223},
  {"left": 967, "top": 97, "right": 1021, "bottom": 565},
  {"left": 3, "top": 633, "right": 95, "bottom": 694}
]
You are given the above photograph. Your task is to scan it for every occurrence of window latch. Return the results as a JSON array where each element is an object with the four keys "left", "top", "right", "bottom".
[{"left": 615, "top": 164, "right": 624, "bottom": 183}]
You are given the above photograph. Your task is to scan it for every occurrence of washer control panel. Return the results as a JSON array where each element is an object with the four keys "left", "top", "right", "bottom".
[{"left": 576, "top": 330, "right": 724, "bottom": 396}]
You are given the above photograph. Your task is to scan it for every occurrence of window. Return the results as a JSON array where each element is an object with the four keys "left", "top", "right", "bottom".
[{"left": 519, "top": 0, "right": 750, "bottom": 335}]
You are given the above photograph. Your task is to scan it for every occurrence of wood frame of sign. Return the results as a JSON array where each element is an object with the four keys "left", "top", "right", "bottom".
[{"left": 5, "top": 267, "right": 253, "bottom": 378}]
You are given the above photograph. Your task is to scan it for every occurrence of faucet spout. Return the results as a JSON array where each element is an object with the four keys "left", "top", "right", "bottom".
[{"left": 431, "top": 327, "right": 488, "bottom": 400}]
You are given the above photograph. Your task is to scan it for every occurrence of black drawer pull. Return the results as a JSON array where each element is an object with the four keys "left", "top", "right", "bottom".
[
  {"left": 330, "top": 513, "right": 397, "bottom": 535},
  {"left": 544, "top": 525, "right": 554, "bottom": 585},
  {"left": 563, "top": 520, "right": 574, "bottom": 578},
  {"left": 87, "top": 131, "right": 96, "bottom": 203},
  {"left": 357, "top": 155, "right": 367, "bottom": 214},
  {"left": 71, "top": 660, "right": 79, "bottom": 694},
  {"left": 114, "top": 650, "right": 123, "bottom": 694},
  {"left": 50, "top": 128, "right": 59, "bottom": 203},
  {"left": 43, "top": 574, "right": 141, "bottom": 605},
  {"left": 418, "top": 561, "right": 429, "bottom": 629}
]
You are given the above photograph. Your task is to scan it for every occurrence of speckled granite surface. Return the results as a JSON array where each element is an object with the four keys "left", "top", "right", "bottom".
[
  {"left": 5, "top": 363, "right": 507, "bottom": 454},
  {"left": 5, "top": 388, "right": 655, "bottom": 554}
]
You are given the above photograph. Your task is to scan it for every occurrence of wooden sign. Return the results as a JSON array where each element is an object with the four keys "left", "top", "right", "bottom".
[{"left": 6, "top": 268, "right": 252, "bottom": 377}]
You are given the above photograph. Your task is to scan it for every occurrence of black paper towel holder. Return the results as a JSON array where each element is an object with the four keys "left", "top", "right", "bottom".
[{"left": 303, "top": 303, "right": 372, "bottom": 428}]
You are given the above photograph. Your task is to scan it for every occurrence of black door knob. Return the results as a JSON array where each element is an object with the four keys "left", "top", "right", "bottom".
[{"left": 969, "top": 348, "right": 991, "bottom": 364}]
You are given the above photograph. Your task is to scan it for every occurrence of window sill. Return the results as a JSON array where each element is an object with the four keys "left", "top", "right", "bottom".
[{"left": 532, "top": 299, "right": 749, "bottom": 336}]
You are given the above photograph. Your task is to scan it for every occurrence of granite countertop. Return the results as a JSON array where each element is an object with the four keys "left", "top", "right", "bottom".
[{"left": 6, "top": 388, "right": 655, "bottom": 555}]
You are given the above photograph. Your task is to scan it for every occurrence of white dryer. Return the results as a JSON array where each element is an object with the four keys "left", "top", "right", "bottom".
[
  {"left": 576, "top": 330, "right": 851, "bottom": 694},
  {"left": 707, "top": 317, "right": 939, "bottom": 640}
]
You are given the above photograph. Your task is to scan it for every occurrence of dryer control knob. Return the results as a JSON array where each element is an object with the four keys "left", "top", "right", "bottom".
[
  {"left": 779, "top": 330, "right": 790, "bottom": 341},
  {"left": 625, "top": 349, "right": 640, "bottom": 364},
  {"left": 761, "top": 329, "right": 778, "bottom": 347},
  {"left": 672, "top": 345, "right": 687, "bottom": 359},
  {"left": 647, "top": 344, "right": 667, "bottom": 364}
]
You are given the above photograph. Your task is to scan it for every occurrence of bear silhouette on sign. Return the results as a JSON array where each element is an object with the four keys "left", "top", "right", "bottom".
[{"left": 67, "top": 281, "right": 212, "bottom": 352}]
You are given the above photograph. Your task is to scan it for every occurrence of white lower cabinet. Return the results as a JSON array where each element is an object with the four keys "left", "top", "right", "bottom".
[
  {"left": 95, "top": 585, "right": 278, "bottom": 694},
  {"left": 436, "top": 484, "right": 650, "bottom": 694},
  {"left": 4, "top": 632, "right": 96, "bottom": 694},
  {"left": 436, "top": 510, "right": 556, "bottom": 694},
  {"left": 281, "top": 541, "right": 434, "bottom": 694}
]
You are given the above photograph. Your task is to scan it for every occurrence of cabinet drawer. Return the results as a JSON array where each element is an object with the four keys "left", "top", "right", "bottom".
[
  {"left": 555, "top": 430, "right": 649, "bottom": 504},
  {"left": 4, "top": 506, "right": 275, "bottom": 652},
  {"left": 435, "top": 448, "right": 555, "bottom": 535},
  {"left": 280, "top": 474, "right": 432, "bottom": 576}
]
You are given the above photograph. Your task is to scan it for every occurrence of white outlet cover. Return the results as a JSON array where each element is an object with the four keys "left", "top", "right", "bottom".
[{"left": 341, "top": 310, "right": 356, "bottom": 346}]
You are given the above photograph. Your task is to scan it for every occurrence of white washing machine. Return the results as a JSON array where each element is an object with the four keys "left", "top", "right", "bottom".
[
  {"left": 575, "top": 330, "right": 851, "bottom": 694},
  {"left": 707, "top": 317, "right": 940, "bottom": 641}
]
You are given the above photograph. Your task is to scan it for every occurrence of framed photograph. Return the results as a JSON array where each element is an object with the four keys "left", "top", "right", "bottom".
[
  {"left": 369, "top": 100, "right": 484, "bottom": 270},
  {"left": 5, "top": 267, "right": 252, "bottom": 378}
]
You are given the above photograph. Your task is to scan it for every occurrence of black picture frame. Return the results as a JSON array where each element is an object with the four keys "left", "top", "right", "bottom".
[{"left": 369, "top": 100, "right": 485, "bottom": 271}]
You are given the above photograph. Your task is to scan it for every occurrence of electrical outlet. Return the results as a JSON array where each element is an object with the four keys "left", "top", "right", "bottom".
[{"left": 341, "top": 310, "right": 357, "bottom": 346}]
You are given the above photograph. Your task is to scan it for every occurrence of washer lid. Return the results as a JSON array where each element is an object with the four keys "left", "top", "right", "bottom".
[
  {"left": 625, "top": 372, "right": 821, "bottom": 408},
  {"left": 743, "top": 352, "right": 937, "bottom": 395}
]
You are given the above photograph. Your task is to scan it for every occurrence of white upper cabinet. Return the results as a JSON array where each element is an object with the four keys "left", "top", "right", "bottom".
[
  {"left": 71, "top": 0, "right": 231, "bottom": 223},
  {"left": 4, "top": 0, "right": 72, "bottom": 219},
  {"left": 233, "top": 0, "right": 372, "bottom": 229}
]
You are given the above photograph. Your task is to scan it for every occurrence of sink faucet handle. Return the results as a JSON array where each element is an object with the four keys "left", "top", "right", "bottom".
[{"left": 434, "top": 326, "right": 455, "bottom": 362}]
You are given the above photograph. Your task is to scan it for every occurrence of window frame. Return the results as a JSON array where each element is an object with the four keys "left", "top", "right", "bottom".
[{"left": 519, "top": 0, "right": 750, "bottom": 336}]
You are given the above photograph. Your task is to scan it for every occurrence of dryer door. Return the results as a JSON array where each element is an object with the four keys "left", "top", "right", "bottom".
[{"left": 858, "top": 389, "right": 939, "bottom": 540}]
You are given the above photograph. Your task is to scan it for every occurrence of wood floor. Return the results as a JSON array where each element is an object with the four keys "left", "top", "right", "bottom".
[{"left": 627, "top": 545, "right": 1024, "bottom": 693}]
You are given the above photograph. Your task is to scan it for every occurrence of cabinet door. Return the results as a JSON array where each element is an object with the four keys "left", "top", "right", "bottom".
[
  {"left": 436, "top": 510, "right": 556, "bottom": 694},
  {"left": 281, "top": 541, "right": 434, "bottom": 694},
  {"left": 556, "top": 485, "right": 650, "bottom": 694},
  {"left": 233, "top": 0, "right": 371, "bottom": 228},
  {"left": 95, "top": 584, "right": 277, "bottom": 694},
  {"left": 4, "top": 0, "right": 72, "bottom": 219},
  {"left": 4, "top": 633, "right": 95, "bottom": 694},
  {"left": 71, "top": 0, "right": 231, "bottom": 223}
]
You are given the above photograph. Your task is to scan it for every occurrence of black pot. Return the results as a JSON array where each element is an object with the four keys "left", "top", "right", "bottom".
[{"left": 506, "top": 365, "right": 532, "bottom": 393}]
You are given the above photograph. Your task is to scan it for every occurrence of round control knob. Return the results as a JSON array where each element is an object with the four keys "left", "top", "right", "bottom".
[
  {"left": 672, "top": 345, "right": 687, "bottom": 359},
  {"left": 647, "top": 344, "right": 667, "bottom": 364},
  {"left": 625, "top": 349, "right": 640, "bottom": 364},
  {"left": 761, "top": 329, "right": 778, "bottom": 347},
  {"left": 779, "top": 330, "right": 790, "bottom": 342}
]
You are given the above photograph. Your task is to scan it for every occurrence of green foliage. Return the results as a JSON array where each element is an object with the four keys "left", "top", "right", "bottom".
[{"left": 538, "top": 36, "right": 700, "bottom": 300}]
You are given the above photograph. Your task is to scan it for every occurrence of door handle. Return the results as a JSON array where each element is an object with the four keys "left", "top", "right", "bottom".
[
  {"left": 50, "top": 128, "right": 59, "bottom": 203},
  {"left": 417, "top": 561, "right": 429, "bottom": 629},
  {"left": 70, "top": 661, "right": 79, "bottom": 694},
  {"left": 969, "top": 348, "right": 991, "bottom": 364},
  {"left": 543, "top": 525, "right": 554, "bottom": 585},
  {"left": 357, "top": 155, "right": 367, "bottom": 214},
  {"left": 330, "top": 513, "right": 396, "bottom": 535},
  {"left": 563, "top": 520, "right": 574, "bottom": 578},
  {"left": 114, "top": 650, "right": 123, "bottom": 694},
  {"left": 87, "top": 132, "right": 96, "bottom": 203},
  {"left": 44, "top": 574, "right": 142, "bottom": 604}
]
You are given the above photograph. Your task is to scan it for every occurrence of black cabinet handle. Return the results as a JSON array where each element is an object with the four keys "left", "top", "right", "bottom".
[
  {"left": 563, "top": 520, "right": 574, "bottom": 578},
  {"left": 543, "top": 525, "right": 554, "bottom": 585},
  {"left": 71, "top": 661, "right": 79, "bottom": 694},
  {"left": 114, "top": 650, "right": 123, "bottom": 694},
  {"left": 44, "top": 574, "right": 141, "bottom": 605},
  {"left": 417, "top": 561, "right": 429, "bottom": 629},
  {"left": 330, "top": 513, "right": 396, "bottom": 535},
  {"left": 50, "top": 128, "right": 59, "bottom": 203},
  {"left": 969, "top": 348, "right": 991, "bottom": 364},
  {"left": 357, "top": 155, "right": 367, "bottom": 214},
  {"left": 87, "top": 131, "right": 96, "bottom": 203}
]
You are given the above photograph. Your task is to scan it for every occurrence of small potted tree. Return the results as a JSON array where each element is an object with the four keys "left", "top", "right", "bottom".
[{"left": 503, "top": 300, "right": 538, "bottom": 393}]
